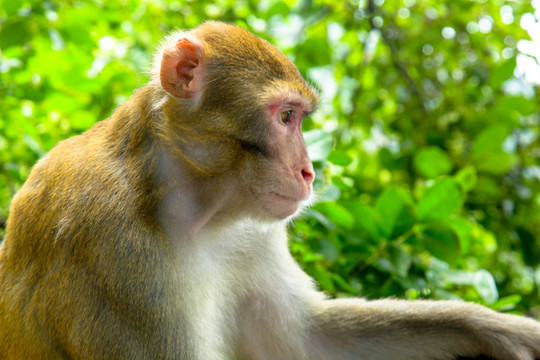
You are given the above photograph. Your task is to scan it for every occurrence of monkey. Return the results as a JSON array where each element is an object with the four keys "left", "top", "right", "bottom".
[{"left": 0, "top": 21, "right": 539, "bottom": 360}]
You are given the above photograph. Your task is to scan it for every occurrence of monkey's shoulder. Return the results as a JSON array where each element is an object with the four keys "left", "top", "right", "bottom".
[{"left": 8, "top": 118, "right": 149, "bottom": 237}]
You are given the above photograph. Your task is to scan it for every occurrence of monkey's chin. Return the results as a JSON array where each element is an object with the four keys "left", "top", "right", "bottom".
[{"left": 263, "top": 192, "right": 312, "bottom": 221}]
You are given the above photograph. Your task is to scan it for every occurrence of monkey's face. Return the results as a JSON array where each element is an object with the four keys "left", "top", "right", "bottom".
[
  {"left": 242, "top": 91, "right": 316, "bottom": 221},
  {"left": 157, "top": 22, "right": 319, "bottom": 222}
]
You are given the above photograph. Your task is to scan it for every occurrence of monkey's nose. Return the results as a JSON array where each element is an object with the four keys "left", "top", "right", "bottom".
[{"left": 301, "top": 168, "right": 315, "bottom": 185}]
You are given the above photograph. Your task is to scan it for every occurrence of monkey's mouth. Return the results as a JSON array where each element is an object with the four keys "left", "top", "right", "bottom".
[{"left": 269, "top": 192, "right": 308, "bottom": 203}]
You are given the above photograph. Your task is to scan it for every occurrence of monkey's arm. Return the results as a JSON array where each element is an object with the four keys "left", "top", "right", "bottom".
[{"left": 308, "top": 298, "right": 540, "bottom": 360}]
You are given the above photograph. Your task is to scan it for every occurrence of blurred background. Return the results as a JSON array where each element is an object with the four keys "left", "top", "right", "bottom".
[{"left": 1, "top": 0, "right": 539, "bottom": 316}]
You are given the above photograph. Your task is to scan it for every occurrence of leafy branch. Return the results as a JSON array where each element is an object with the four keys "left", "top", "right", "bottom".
[{"left": 366, "top": 0, "right": 426, "bottom": 112}]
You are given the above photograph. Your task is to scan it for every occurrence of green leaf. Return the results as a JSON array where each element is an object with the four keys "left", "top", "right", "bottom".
[
  {"left": 304, "top": 130, "right": 333, "bottom": 162},
  {"left": 445, "top": 270, "right": 476, "bottom": 285},
  {"left": 3, "top": 0, "right": 20, "bottom": 16},
  {"left": 413, "top": 146, "right": 453, "bottom": 178},
  {"left": 331, "top": 273, "right": 358, "bottom": 294},
  {"left": 491, "top": 294, "right": 522, "bottom": 311},
  {"left": 265, "top": 2, "right": 290, "bottom": 16},
  {"left": 309, "top": 238, "right": 339, "bottom": 262},
  {"left": 379, "top": 148, "right": 405, "bottom": 171},
  {"left": 341, "top": 200, "right": 380, "bottom": 243},
  {"left": 301, "top": 251, "right": 320, "bottom": 264},
  {"left": 389, "top": 244, "right": 411, "bottom": 278},
  {"left": 71, "top": 110, "right": 96, "bottom": 131},
  {"left": 473, "top": 269, "right": 499, "bottom": 305},
  {"left": 305, "top": 209, "right": 335, "bottom": 231},
  {"left": 497, "top": 96, "right": 537, "bottom": 115},
  {"left": 489, "top": 58, "right": 516, "bottom": 89},
  {"left": 375, "top": 258, "right": 394, "bottom": 273},
  {"left": 476, "top": 152, "right": 517, "bottom": 175},
  {"left": 488, "top": 96, "right": 537, "bottom": 126},
  {"left": 448, "top": 218, "right": 474, "bottom": 255},
  {"left": 420, "top": 223, "right": 460, "bottom": 263},
  {"left": 318, "top": 184, "right": 341, "bottom": 202},
  {"left": 23, "top": 134, "right": 45, "bottom": 157},
  {"left": 417, "top": 179, "right": 462, "bottom": 221},
  {"left": 331, "top": 177, "right": 354, "bottom": 191},
  {"left": 313, "top": 201, "right": 354, "bottom": 230},
  {"left": 375, "top": 187, "right": 415, "bottom": 239},
  {"left": 455, "top": 166, "right": 477, "bottom": 192},
  {"left": 296, "top": 36, "right": 331, "bottom": 67},
  {"left": 471, "top": 125, "right": 518, "bottom": 175},
  {"left": 309, "top": 264, "right": 335, "bottom": 292},
  {"left": 471, "top": 125, "right": 510, "bottom": 156},
  {"left": 328, "top": 150, "right": 353, "bottom": 166},
  {"left": 0, "top": 19, "right": 31, "bottom": 49}
]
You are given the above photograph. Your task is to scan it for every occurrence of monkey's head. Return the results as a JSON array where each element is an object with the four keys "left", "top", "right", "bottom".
[{"left": 154, "top": 21, "right": 319, "bottom": 221}]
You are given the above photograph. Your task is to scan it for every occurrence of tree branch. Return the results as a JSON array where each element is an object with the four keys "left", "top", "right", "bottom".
[{"left": 367, "top": 0, "right": 426, "bottom": 112}]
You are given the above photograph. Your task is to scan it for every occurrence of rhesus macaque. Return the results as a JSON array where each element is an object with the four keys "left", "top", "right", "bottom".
[{"left": 0, "top": 21, "right": 539, "bottom": 360}]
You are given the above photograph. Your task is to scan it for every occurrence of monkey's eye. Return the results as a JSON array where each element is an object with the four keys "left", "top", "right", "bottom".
[{"left": 281, "top": 110, "right": 292, "bottom": 124}]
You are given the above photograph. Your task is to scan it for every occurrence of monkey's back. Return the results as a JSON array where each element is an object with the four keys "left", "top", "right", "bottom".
[{"left": 0, "top": 97, "right": 184, "bottom": 359}]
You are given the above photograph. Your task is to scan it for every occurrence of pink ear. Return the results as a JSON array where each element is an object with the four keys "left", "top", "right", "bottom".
[{"left": 160, "top": 37, "right": 204, "bottom": 99}]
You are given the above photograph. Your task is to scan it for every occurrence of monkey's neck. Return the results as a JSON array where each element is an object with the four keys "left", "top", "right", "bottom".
[{"left": 155, "top": 136, "right": 245, "bottom": 239}]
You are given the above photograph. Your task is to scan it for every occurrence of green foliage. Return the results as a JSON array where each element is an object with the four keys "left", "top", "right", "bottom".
[{"left": 1, "top": 0, "right": 539, "bottom": 317}]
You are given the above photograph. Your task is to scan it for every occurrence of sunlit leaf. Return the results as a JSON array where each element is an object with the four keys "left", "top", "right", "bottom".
[
  {"left": 417, "top": 179, "right": 462, "bottom": 221},
  {"left": 471, "top": 125, "right": 518, "bottom": 175},
  {"left": 473, "top": 270, "right": 499, "bottom": 305},
  {"left": 491, "top": 295, "right": 522, "bottom": 311},
  {"left": 304, "top": 130, "right": 333, "bottom": 162},
  {"left": 413, "top": 146, "right": 453, "bottom": 179},
  {"left": 328, "top": 150, "right": 353, "bottom": 166},
  {"left": 22, "top": 135, "right": 45, "bottom": 157},
  {"left": 448, "top": 217, "right": 474, "bottom": 255},
  {"left": 489, "top": 59, "right": 515, "bottom": 89},
  {"left": 313, "top": 201, "right": 354, "bottom": 230}
]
